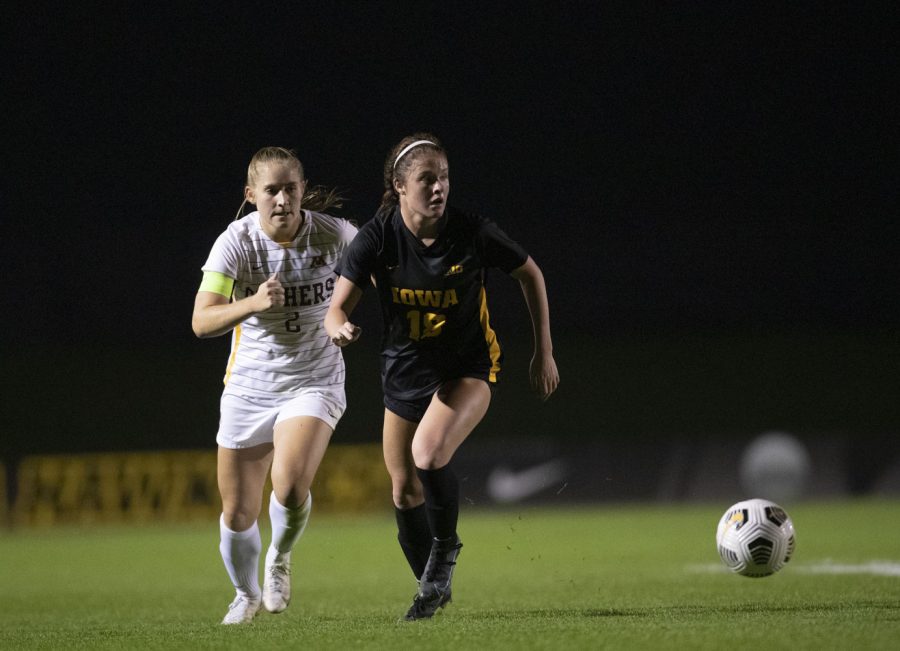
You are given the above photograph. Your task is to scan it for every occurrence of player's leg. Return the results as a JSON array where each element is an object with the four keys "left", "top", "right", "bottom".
[
  {"left": 405, "top": 377, "right": 492, "bottom": 620},
  {"left": 414, "top": 376, "right": 491, "bottom": 529},
  {"left": 218, "top": 443, "right": 273, "bottom": 624},
  {"left": 262, "top": 414, "right": 333, "bottom": 613},
  {"left": 383, "top": 408, "right": 430, "bottom": 580}
]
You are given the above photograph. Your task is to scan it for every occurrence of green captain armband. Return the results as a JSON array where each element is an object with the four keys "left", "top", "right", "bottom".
[{"left": 198, "top": 271, "right": 235, "bottom": 298}]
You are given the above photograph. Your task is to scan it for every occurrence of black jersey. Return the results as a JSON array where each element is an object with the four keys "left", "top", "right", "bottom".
[{"left": 339, "top": 205, "right": 528, "bottom": 402}]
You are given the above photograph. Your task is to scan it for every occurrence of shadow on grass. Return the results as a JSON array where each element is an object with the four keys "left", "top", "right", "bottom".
[{"left": 469, "top": 600, "right": 900, "bottom": 620}]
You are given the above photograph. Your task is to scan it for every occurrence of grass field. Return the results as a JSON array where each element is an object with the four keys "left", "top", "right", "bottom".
[{"left": 1, "top": 499, "right": 898, "bottom": 650}]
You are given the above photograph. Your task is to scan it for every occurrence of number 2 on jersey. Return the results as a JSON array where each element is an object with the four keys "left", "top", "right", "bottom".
[
  {"left": 405, "top": 310, "right": 446, "bottom": 341},
  {"left": 285, "top": 311, "right": 302, "bottom": 333}
]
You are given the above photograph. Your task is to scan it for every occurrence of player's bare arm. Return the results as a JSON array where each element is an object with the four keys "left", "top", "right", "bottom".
[
  {"left": 510, "top": 256, "right": 560, "bottom": 401},
  {"left": 192, "top": 273, "right": 285, "bottom": 338},
  {"left": 324, "top": 276, "right": 363, "bottom": 347}
]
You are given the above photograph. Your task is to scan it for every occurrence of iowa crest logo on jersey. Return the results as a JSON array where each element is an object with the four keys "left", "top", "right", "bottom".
[{"left": 445, "top": 264, "right": 463, "bottom": 276}]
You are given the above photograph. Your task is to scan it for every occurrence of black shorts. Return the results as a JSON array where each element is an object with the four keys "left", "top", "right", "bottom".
[
  {"left": 381, "top": 349, "right": 500, "bottom": 423},
  {"left": 383, "top": 393, "right": 433, "bottom": 423},
  {"left": 383, "top": 375, "right": 496, "bottom": 423}
]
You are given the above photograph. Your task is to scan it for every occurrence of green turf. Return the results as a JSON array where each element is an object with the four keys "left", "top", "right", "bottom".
[{"left": 1, "top": 500, "right": 898, "bottom": 650}]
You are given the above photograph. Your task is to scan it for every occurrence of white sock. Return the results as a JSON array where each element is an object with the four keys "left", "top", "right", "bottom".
[
  {"left": 268, "top": 491, "right": 312, "bottom": 560},
  {"left": 219, "top": 515, "right": 261, "bottom": 599}
]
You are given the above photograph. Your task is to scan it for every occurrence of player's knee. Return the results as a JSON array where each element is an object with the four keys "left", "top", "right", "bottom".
[
  {"left": 411, "top": 437, "right": 450, "bottom": 469},
  {"left": 271, "top": 464, "right": 314, "bottom": 506},
  {"left": 272, "top": 480, "right": 311, "bottom": 509},
  {"left": 221, "top": 506, "right": 258, "bottom": 532},
  {"left": 391, "top": 478, "right": 423, "bottom": 509}
]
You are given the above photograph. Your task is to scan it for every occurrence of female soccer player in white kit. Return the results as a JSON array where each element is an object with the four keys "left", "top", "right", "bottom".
[{"left": 192, "top": 147, "right": 357, "bottom": 624}]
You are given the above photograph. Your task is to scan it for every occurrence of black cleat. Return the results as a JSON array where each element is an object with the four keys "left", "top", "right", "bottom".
[
  {"left": 403, "top": 588, "right": 443, "bottom": 622},
  {"left": 402, "top": 536, "right": 463, "bottom": 621}
]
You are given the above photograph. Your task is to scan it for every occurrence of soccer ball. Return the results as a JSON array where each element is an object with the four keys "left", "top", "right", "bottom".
[{"left": 716, "top": 498, "right": 796, "bottom": 577}]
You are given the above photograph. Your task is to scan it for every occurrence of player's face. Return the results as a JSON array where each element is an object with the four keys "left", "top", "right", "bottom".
[
  {"left": 246, "top": 162, "right": 306, "bottom": 238},
  {"left": 397, "top": 153, "right": 449, "bottom": 221}
]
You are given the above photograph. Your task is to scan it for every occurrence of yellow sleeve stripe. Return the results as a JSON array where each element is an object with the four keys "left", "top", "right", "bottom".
[{"left": 198, "top": 271, "right": 235, "bottom": 298}]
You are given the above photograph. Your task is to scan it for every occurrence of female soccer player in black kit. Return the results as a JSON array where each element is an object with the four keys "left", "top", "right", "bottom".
[{"left": 325, "top": 133, "right": 559, "bottom": 620}]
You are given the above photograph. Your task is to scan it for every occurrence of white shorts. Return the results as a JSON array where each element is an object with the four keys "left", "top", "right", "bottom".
[{"left": 216, "top": 385, "right": 347, "bottom": 449}]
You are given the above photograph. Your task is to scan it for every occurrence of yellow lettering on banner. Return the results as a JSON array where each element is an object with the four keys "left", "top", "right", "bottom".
[
  {"left": 120, "top": 453, "right": 169, "bottom": 521},
  {"left": 310, "top": 444, "right": 392, "bottom": 512},
  {"left": 13, "top": 452, "right": 219, "bottom": 527},
  {"left": 0, "top": 461, "right": 6, "bottom": 525},
  {"left": 33, "top": 456, "right": 64, "bottom": 527},
  {"left": 11, "top": 445, "right": 390, "bottom": 527}
]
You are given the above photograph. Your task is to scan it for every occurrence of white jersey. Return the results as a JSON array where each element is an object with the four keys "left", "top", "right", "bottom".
[{"left": 201, "top": 210, "right": 358, "bottom": 397}]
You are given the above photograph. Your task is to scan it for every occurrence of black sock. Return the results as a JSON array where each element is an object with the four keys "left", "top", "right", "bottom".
[
  {"left": 416, "top": 464, "right": 460, "bottom": 542},
  {"left": 395, "top": 504, "right": 431, "bottom": 579}
]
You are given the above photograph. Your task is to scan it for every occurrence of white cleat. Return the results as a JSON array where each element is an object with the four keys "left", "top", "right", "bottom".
[
  {"left": 221, "top": 594, "right": 261, "bottom": 625},
  {"left": 263, "top": 552, "right": 292, "bottom": 613}
]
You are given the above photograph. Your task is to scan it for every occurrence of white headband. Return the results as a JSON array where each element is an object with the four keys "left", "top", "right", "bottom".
[{"left": 392, "top": 140, "right": 438, "bottom": 170}]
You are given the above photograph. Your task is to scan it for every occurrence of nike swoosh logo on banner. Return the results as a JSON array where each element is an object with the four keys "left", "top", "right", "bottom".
[{"left": 486, "top": 459, "right": 567, "bottom": 503}]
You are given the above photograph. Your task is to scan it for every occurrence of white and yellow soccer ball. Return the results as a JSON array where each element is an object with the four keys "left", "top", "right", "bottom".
[{"left": 716, "top": 498, "right": 796, "bottom": 577}]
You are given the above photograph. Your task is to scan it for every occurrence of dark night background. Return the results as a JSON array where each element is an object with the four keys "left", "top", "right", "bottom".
[{"left": 4, "top": 3, "right": 898, "bottom": 487}]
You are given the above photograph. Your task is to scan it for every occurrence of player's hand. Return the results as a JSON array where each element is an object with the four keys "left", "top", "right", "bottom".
[
  {"left": 330, "top": 321, "right": 362, "bottom": 347},
  {"left": 529, "top": 350, "right": 559, "bottom": 401},
  {"left": 254, "top": 272, "right": 285, "bottom": 311}
]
